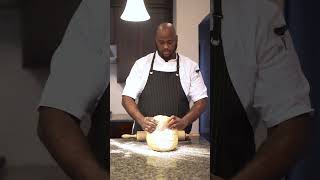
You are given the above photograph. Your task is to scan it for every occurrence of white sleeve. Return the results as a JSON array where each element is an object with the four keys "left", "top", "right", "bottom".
[
  {"left": 189, "top": 63, "right": 208, "bottom": 102},
  {"left": 122, "top": 61, "right": 142, "bottom": 100},
  {"left": 253, "top": 1, "right": 313, "bottom": 127},
  {"left": 38, "top": 0, "right": 107, "bottom": 120}
]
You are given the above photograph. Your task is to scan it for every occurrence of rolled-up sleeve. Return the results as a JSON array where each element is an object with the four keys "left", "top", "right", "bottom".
[
  {"left": 253, "top": 1, "right": 313, "bottom": 128},
  {"left": 189, "top": 64, "right": 208, "bottom": 102},
  {"left": 122, "top": 61, "right": 143, "bottom": 100},
  {"left": 38, "top": 0, "right": 107, "bottom": 120}
]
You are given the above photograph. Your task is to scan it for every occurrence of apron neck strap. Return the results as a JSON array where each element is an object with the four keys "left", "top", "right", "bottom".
[
  {"left": 149, "top": 52, "right": 156, "bottom": 75},
  {"left": 176, "top": 53, "right": 180, "bottom": 76},
  {"left": 149, "top": 52, "right": 180, "bottom": 76}
]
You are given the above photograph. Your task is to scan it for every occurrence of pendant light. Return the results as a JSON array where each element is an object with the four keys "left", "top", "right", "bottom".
[{"left": 120, "top": 0, "right": 150, "bottom": 22}]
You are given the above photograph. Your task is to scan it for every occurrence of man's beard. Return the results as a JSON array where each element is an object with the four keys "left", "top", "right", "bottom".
[{"left": 156, "top": 44, "right": 177, "bottom": 61}]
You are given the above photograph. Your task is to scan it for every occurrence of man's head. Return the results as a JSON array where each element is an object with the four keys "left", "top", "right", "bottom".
[{"left": 155, "top": 23, "right": 178, "bottom": 61}]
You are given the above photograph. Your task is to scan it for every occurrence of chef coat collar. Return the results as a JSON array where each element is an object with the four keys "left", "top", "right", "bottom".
[{"left": 156, "top": 51, "right": 177, "bottom": 63}]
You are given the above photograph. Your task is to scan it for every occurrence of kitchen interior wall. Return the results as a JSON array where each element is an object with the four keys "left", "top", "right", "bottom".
[
  {"left": 110, "top": 63, "right": 126, "bottom": 114},
  {"left": 173, "top": 0, "right": 210, "bottom": 132},
  {"left": 173, "top": 0, "right": 210, "bottom": 62}
]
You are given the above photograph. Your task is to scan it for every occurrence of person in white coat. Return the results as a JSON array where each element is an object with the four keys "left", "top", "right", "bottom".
[
  {"left": 122, "top": 23, "right": 208, "bottom": 135},
  {"left": 210, "top": 0, "right": 312, "bottom": 179}
]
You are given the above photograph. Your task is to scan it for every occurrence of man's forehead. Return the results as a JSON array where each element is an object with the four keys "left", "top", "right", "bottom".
[
  {"left": 156, "top": 28, "right": 175, "bottom": 35},
  {"left": 156, "top": 35, "right": 176, "bottom": 41},
  {"left": 155, "top": 30, "right": 176, "bottom": 40}
]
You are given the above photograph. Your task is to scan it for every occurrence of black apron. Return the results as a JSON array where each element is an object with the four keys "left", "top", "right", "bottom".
[
  {"left": 88, "top": 85, "right": 109, "bottom": 172},
  {"left": 132, "top": 52, "right": 192, "bottom": 134},
  {"left": 211, "top": 0, "right": 256, "bottom": 178}
]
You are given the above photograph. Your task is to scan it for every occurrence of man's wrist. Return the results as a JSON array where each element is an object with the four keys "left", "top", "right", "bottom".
[
  {"left": 182, "top": 117, "right": 192, "bottom": 127},
  {"left": 135, "top": 115, "right": 145, "bottom": 125}
]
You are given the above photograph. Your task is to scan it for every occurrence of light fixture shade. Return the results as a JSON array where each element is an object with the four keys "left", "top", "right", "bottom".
[{"left": 120, "top": 0, "right": 150, "bottom": 22}]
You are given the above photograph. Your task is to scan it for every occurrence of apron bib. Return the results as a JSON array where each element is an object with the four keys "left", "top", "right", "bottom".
[{"left": 132, "top": 53, "right": 192, "bottom": 134}]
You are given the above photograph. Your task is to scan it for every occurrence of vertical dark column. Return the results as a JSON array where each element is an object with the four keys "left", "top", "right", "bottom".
[
  {"left": 285, "top": 0, "right": 320, "bottom": 179},
  {"left": 199, "top": 14, "right": 211, "bottom": 141},
  {"left": 88, "top": 85, "right": 110, "bottom": 172}
]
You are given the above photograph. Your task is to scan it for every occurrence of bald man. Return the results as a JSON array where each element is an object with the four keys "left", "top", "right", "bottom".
[{"left": 122, "top": 23, "right": 208, "bottom": 134}]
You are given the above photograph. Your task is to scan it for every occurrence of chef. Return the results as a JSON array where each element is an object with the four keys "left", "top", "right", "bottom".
[
  {"left": 122, "top": 23, "right": 208, "bottom": 134},
  {"left": 209, "top": 0, "right": 313, "bottom": 179}
]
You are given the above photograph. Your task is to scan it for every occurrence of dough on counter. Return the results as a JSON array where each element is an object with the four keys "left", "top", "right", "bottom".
[{"left": 146, "top": 115, "right": 178, "bottom": 152}]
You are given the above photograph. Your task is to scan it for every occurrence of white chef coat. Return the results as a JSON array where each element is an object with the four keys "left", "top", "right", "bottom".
[
  {"left": 220, "top": 0, "right": 312, "bottom": 129},
  {"left": 122, "top": 51, "right": 208, "bottom": 103},
  {"left": 38, "top": 0, "right": 108, "bottom": 120}
]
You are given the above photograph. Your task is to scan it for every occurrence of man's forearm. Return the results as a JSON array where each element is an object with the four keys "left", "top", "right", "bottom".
[
  {"left": 37, "top": 107, "right": 106, "bottom": 180},
  {"left": 232, "top": 114, "right": 310, "bottom": 180},
  {"left": 182, "top": 98, "right": 208, "bottom": 124},
  {"left": 122, "top": 95, "right": 145, "bottom": 123}
]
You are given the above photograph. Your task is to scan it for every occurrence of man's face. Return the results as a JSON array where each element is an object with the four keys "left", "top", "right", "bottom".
[{"left": 155, "top": 29, "right": 178, "bottom": 61}]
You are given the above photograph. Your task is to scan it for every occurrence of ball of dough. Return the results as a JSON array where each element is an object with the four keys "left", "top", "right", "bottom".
[{"left": 146, "top": 115, "right": 178, "bottom": 152}]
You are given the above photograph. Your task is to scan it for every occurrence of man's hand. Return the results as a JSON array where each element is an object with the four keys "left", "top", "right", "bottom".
[
  {"left": 167, "top": 115, "right": 189, "bottom": 130},
  {"left": 122, "top": 96, "right": 153, "bottom": 132},
  {"left": 140, "top": 117, "right": 158, "bottom": 133},
  {"left": 167, "top": 98, "right": 207, "bottom": 131}
]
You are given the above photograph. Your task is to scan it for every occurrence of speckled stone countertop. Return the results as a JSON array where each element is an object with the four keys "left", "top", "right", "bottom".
[{"left": 110, "top": 137, "right": 210, "bottom": 180}]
